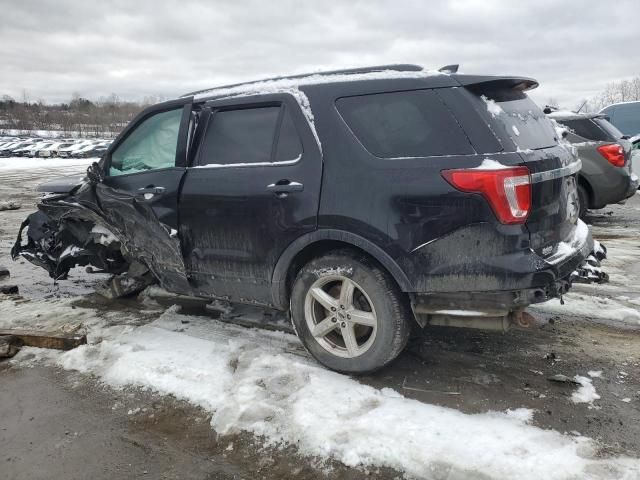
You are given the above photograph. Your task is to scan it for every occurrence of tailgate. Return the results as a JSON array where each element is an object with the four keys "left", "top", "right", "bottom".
[
  {"left": 519, "top": 145, "right": 584, "bottom": 257},
  {"left": 460, "top": 78, "right": 587, "bottom": 259}
]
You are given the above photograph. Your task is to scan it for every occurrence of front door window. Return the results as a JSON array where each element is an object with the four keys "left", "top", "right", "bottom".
[{"left": 110, "top": 108, "right": 183, "bottom": 176}]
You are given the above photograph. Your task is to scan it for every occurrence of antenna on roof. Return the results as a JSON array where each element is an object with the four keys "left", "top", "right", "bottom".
[
  {"left": 439, "top": 64, "right": 459, "bottom": 74},
  {"left": 575, "top": 100, "right": 587, "bottom": 114}
]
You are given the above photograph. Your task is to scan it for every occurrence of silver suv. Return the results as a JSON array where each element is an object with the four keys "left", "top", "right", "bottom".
[{"left": 547, "top": 109, "right": 638, "bottom": 217}]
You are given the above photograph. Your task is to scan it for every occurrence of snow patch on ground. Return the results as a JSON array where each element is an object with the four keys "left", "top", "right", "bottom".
[
  {"left": 531, "top": 293, "right": 640, "bottom": 326},
  {"left": 572, "top": 376, "right": 601, "bottom": 405},
  {"left": 4, "top": 303, "right": 638, "bottom": 479}
]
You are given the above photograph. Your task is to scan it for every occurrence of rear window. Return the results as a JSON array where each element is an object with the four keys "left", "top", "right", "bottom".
[
  {"left": 593, "top": 118, "right": 623, "bottom": 139},
  {"left": 336, "top": 90, "right": 474, "bottom": 158},
  {"left": 478, "top": 89, "right": 557, "bottom": 151},
  {"left": 558, "top": 118, "right": 616, "bottom": 142}
]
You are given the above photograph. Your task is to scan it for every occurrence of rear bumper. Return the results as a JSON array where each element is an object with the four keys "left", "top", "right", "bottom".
[
  {"left": 589, "top": 168, "right": 638, "bottom": 207},
  {"left": 624, "top": 173, "right": 639, "bottom": 197},
  {"left": 407, "top": 221, "right": 592, "bottom": 312}
]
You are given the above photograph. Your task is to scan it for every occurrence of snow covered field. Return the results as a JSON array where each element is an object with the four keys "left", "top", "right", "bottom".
[
  {"left": 0, "top": 156, "right": 96, "bottom": 171},
  {"left": 1, "top": 159, "right": 639, "bottom": 479}
]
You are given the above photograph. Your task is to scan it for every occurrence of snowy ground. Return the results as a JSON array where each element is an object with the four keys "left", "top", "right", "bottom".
[{"left": 1, "top": 159, "right": 639, "bottom": 480}]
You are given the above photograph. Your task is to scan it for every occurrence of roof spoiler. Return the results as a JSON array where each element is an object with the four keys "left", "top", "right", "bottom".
[{"left": 457, "top": 75, "right": 539, "bottom": 92}]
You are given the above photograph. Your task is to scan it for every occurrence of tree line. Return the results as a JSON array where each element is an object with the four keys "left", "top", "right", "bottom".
[
  {"left": 3, "top": 76, "right": 639, "bottom": 138},
  {"left": 546, "top": 75, "right": 640, "bottom": 113},
  {"left": 0, "top": 93, "right": 166, "bottom": 138}
]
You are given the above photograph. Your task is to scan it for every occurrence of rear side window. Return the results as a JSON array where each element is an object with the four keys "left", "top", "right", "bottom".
[
  {"left": 476, "top": 89, "right": 557, "bottom": 151},
  {"left": 336, "top": 90, "right": 474, "bottom": 158},
  {"left": 558, "top": 118, "right": 612, "bottom": 142},
  {"left": 197, "top": 105, "right": 302, "bottom": 166}
]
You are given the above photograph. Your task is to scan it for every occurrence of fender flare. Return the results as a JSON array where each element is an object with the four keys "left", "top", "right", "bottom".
[{"left": 270, "top": 229, "right": 413, "bottom": 309}]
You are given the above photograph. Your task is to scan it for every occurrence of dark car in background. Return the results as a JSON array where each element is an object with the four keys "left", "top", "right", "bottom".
[
  {"left": 548, "top": 110, "right": 638, "bottom": 217},
  {"left": 13, "top": 65, "right": 593, "bottom": 373},
  {"left": 600, "top": 101, "right": 640, "bottom": 137}
]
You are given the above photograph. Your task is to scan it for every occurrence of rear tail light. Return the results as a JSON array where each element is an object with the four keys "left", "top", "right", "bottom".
[
  {"left": 442, "top": 166, "right": 532, "bottom": 224},
  {"left": 597, "top": 144, "right": 625, "bottom": 167}
]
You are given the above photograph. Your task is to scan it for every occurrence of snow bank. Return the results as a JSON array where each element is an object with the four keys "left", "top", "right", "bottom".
[
  {"left": 8, "top": 306, "right": 633, "bottom": 479},
  {"left": 531, "top": 293, "right": 640, "bottom": 326},
  {"left": 0, "top": 156, "right": 96, "bottom": 171}
]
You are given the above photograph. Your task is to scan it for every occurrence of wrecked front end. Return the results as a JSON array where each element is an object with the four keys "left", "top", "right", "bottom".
[{"left": 11, "top": 164, "right": 191, "bottom": 297}]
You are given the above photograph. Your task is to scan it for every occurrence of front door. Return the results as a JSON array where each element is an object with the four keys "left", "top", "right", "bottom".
[
  {"left": 179, "top": 94, "right": 323, "bottom": 305},
  {"left": 99, "top": 99, "right": 193, "bottom": 293}
]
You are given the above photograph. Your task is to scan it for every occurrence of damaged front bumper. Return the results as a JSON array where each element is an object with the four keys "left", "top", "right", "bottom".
[{"left": 11, "top": 170, "right": 192, "bottom": 296}]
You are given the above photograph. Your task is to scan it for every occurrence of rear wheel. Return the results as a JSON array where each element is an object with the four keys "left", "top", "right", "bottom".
[
  {"left": 290, "top": 250, "right": 411, "bottom": 374},
  {"left": 577, "top": 184, "right": 589, "bottom": 219}
]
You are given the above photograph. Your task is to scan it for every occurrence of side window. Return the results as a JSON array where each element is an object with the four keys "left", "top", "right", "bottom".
[
  {"left": 336, "top": 90, "right": 474, "bottom": 158},
  {"left": 197, "top": 105, "right": 302, "bottom": 166},
  {"left": 198, "top": 107, "right": 279, "bottom": 166},
  {"left": 276, "top": 106, "right": 303, "bottom": 161},
  {"left": 110, "top": 108, "right": 182, "bottom": 176}
]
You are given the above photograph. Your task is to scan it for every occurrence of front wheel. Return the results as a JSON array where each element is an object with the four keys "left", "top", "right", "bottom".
[{"left": 290, "top": 250, "right": 411, "bottom": 374}]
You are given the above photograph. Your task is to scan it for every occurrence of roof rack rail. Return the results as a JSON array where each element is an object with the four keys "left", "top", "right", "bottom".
[{"left": 181, "top": 64, "right": 423, "bottom": 98}]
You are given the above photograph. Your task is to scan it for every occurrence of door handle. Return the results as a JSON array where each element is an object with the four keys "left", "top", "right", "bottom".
[
  {"left": 266, "top": 180, "right": 304, "bottom": 195},
  {"left": 137, "top": 185, "right": 165, "bottom": 200}
]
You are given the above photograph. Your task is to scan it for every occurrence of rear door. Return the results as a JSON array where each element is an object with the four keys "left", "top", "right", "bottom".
[{"left": 179, "top": 94, "right": 322, "bottom": 305}]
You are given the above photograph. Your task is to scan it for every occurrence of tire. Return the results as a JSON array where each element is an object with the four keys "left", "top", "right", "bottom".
[
  {"left": 577, "top": 184, "right": 589, "bottom": 219},
  {"left": 290, "top": 249, "right": 411, "bottom": 374}
]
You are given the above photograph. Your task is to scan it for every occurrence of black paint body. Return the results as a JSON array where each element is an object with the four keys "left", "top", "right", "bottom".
[{"left": 15, "top": 71, "right": 592, "bottom": 314}]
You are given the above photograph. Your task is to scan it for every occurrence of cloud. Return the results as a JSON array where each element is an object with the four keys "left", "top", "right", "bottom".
[{"left": 0, "top": 0, "right": 637, "bottom": 108}]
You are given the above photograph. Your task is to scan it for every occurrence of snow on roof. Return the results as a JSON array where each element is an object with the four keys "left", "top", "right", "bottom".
[
  {"left": 191, "top": 68, "right": 442, "bottom": 100},
  {"left": 192, "top": 69, "right": 443, "bottom": 154},
  {"left": 599, "top": 100, "right": 640, "bottom": 111},
  {"left": 546, "top": 110, "right": 585, "bottom": 119}
]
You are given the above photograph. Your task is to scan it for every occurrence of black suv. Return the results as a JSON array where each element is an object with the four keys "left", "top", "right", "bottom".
[{"left": 13, "top": 65, "right": 592, "bottom": 373}]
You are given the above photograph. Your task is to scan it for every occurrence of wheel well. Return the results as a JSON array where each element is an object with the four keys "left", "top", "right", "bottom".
[
  {"left": 284, "top": 240, "right": 398, "bottom": 306},
  {"left": 577, "top": 175, "right": 594, "bottom": 207}
]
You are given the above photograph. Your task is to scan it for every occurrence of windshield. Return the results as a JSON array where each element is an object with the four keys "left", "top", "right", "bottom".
[{"left": 601, "top": 102, "right": 640, "bottom": 136}]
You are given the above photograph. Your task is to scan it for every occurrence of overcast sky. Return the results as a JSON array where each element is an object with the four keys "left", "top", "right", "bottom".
[{"left": 1, "top": 0, "right": 638, "bottom": 108}]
